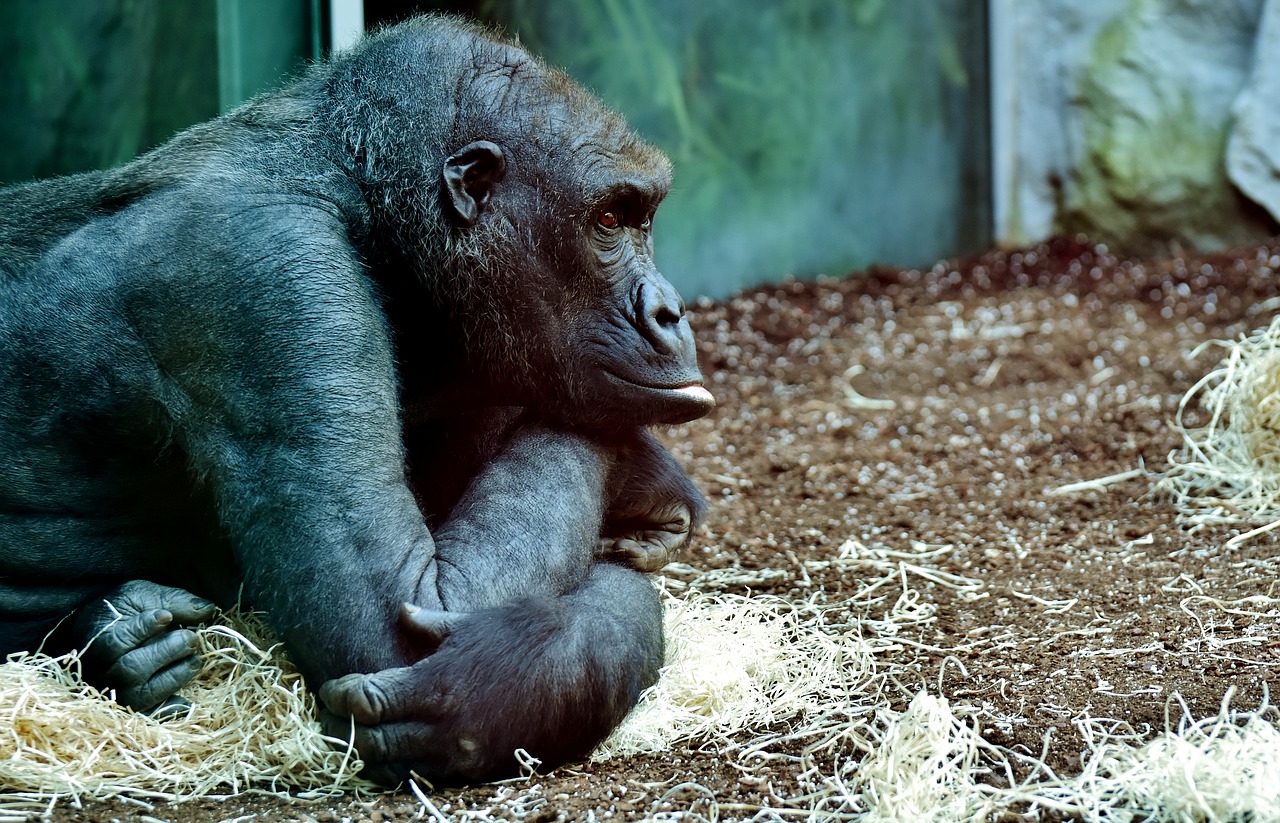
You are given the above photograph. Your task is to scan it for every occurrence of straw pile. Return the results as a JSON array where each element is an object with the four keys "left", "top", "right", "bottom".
[
  {"left": 1025, "top": 692, "right": 1280, "bottom": 822},
  {"left": 0, "top": 610, "right": 371, "bottom": 816},
  {"left": 607, "top": 543, "right": 1280, "bottom": 822},
  {"left": 5, "top": 539, "right": 1280, "bottom": 821},
  {"left": 768, "top": 688, "right": 1280, "bottom": 823},
  {"left": 1161, "top": 315, "right": 1280, "bottom": 544},
  {"left": 2, "top": 588, "right": 878, "bottom": 806},
  {"left": 596, "top": 588, "right": 878, "bottom": 760}
]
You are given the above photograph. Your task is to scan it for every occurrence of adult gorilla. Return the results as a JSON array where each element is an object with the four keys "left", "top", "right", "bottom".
[{"left": 0, "top": 16, "right": 713, "bottom": 784}]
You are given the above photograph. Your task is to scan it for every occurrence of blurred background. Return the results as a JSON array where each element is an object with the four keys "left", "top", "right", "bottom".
[{"left": 2, "top": 0, "right": 1277, "bottom": 299}]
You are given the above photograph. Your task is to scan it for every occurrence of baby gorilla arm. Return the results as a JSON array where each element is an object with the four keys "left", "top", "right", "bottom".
[{"left": 599, "top": 429, "right": 708, "bottom": 573}]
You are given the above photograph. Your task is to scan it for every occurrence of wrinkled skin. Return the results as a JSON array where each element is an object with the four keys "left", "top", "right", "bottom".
[
  {"left": 0, "top": 16, "right": 710, "bottom": 784},
  {"left": 72, "top": 580, "right": 216, "bottom": 717}
]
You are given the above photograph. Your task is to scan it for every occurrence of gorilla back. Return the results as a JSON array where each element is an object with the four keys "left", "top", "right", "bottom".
[{"left": 0, "top": 16, "right": 712, "bottom": 784}]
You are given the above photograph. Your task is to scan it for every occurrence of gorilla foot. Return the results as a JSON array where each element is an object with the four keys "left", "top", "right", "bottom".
[{"left": 74, "top": 580, "right": 216, "bottom": 713}]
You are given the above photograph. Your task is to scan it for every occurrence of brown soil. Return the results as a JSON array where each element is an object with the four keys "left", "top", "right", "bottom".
[{"left": 37, "top": 237, "right": 1280, "bottom": 821}]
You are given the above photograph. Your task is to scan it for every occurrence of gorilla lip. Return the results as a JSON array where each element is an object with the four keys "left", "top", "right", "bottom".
[
  {"left": 670, "top": 384, "right": 715, "bottom": 406},
  {"left": 604, "top": 372, "right": 714, "bottom": 407}
]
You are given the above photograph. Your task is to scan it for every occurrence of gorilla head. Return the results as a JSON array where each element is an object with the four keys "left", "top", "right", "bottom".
[{"left": 324, "top": 18, "right": 714, "bottom": 431}]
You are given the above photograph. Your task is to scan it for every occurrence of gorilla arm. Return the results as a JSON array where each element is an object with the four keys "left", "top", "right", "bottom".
[
  {"left": 320, "top": 424, "right": 679, "bottom": 784},
  {"left": 599, "top": 428, "right": 709, "bottom": 573},
  {"left": 320, "top": 565, "right": 663, "bottom": 786},
  {"left": 313, "top": 423, "right": 713, "bottom": 785},
  {"left": 133, "top": 197, "right": 447, "bottom": 682},
  {"left": 406, "top": 420, "right": 707, "bottom": 609},
  {"left": 430, "top": 426, "right": 606, "bottom": 611}
]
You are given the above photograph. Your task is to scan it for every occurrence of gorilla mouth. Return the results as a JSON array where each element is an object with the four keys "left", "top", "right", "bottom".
[{"left": 605, "top": 372, "right": 716, "bottom": 412}]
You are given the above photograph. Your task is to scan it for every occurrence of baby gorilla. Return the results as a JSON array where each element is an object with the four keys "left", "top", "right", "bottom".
[{"left": 0, "top": 16, "right": 711, "bottom": 784}]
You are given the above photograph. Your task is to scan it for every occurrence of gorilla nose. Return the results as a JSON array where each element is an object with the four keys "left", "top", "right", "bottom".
[{"left": 638, "top": 279, "right": 688, "bottom": 355}]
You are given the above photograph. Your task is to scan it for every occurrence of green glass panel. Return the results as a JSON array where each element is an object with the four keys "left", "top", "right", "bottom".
[
  {"left": 215, "top": 0, "right": 313, "bottom": 112},
  {"left": 418, "top": 0, "right": 991, "bottom": 298},
  {"left": 0, "top": 0, "right": 318, "bottom": 186},
  {"left": 0, "top": 1, "right": 218, "bottom": 184}
]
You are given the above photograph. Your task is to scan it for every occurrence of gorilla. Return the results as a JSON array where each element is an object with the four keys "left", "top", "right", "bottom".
[{"left": 0, "top": 16, "right": 713, "bottom": 785}]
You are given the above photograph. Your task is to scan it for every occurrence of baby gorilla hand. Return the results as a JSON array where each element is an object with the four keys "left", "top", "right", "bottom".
[
  {"left": 73, "top": 579, "right": 217, "bottom": 716},
  {"left": 319, "top": 565, "right": 663, "bottom": 786}
]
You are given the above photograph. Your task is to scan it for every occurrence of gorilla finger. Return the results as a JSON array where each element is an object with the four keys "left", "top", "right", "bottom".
[
  {"left": 113, "top": 580, "right": 206, "bottom": 615},
  {"left": 651, "top": 501, "right": 693, "bottom": 533},
  {"left": 118, "top": 582, "right": 216, "bottom": 625},
  {"left": 104, "top": 628, "right": 199, "bottom": 688},
  {"left": 600, "top": 529, "right": 685, "bottom": 572},
  {"left": 318, "top": 672, "right": 397, "bottom": 724},
  {"left": 319, "top": 667, "right": 451, "bottom": 725},
  {"left": 118, "top": 656, "right": 203, "bottom": 713},
  {"left": 85, "top": 608, "right": 174, "bottom": 661},
  {"left": 319, "top": 706, "right": 356, "bottom": 745},
  {"left": 599, "top": 537, "right": 659, "bottom": 572},
  {"left": 325, "top": 717, "right": 444, "bottom": 775},
  {"left": 399, "top": 603, "right": 466, "bottom": 646},
  {"left": 161, "top": 592, "right": 218, "bottom": 625},
  {"left": 641, "top": 526, "right": 690, "bottom": 552},
  {"left": 316, "top": 715, "right": 412, "bottom": 788}
]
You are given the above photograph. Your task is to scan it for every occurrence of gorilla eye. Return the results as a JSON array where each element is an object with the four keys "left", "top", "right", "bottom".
[{"left": 598, "top": 210, "right": 620, "bottom": 230}]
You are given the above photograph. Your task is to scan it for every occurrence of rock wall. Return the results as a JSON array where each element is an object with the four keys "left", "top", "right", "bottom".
[
  {"left": 996, "top": 0, "right": 1279, "bottom": 251},
  {"left": 1228, "top": 0, "right": 1280, "bottom": 226}
]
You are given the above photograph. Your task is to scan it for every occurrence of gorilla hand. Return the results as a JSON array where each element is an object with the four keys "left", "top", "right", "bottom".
[
  {"left": 599, "top": 500, "right": 695, "bottom": 573},
  {"left": 73, "top": 579, "right": 217, "bottom": 716},
  {"left": 318, "top": 564, "right": 663, "bottom": 786},
  {"left": 599, "top": 429, "right": 709, "bottom": 573}
]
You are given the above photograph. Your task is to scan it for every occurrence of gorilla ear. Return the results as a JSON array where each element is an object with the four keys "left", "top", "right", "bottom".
[{"left": 442, "top": 140, "right": 507, "bottom": 227}]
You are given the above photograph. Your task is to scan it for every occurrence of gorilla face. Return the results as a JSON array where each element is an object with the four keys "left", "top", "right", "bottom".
[
  {"left": 571, "top": 163, "right": 713, "bottom": 427},
  {"left": 436, "top": 82, "right": 714, "bottom": 431}
]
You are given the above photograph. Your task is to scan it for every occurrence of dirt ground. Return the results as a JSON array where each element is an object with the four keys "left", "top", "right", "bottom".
[{"left": 31, "top": 236, "right": 1280, "bottom": 821}]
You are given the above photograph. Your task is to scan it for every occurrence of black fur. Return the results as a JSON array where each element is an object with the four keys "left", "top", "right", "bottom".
[{"left": 0, "top": 16, "right": 710, "bottom": 784}]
